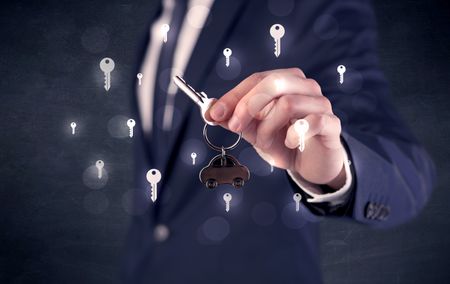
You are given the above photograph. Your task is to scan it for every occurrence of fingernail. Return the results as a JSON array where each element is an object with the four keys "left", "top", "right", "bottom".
[
  {"left": 211, "top": 102, "right": 226, "bottom": 120},
  {"left": 229, "top": 116, "right": 241, "bottom": 132}
]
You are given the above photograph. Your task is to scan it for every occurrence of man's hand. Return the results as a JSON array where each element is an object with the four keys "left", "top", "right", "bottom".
[{"left": 205, "top": 68, "right": 346, "bottom": 190}]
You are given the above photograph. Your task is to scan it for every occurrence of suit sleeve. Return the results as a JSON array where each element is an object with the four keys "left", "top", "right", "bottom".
[{"left": 285, "top": 0, "right": 436, "bottom": 228}]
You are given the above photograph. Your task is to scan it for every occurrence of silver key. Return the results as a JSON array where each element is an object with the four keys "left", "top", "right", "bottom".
[
  {"left": 95, "top": 160, "right": 104, "bottom": 179},
  {"left": 294, "top": 119, "right": 309, "bottom": 152},
  {"left": 223, "top": 193, "right": 232, "bottom": 212},
  {"left": 173, "top": 76, "right": 216, "bottom": 125},
  {"left": 161, "top": 24, "right": 170, "bottom": 43},
  {"left": 147, "top": 169, "right": 162, "bottom": 202},
  {"left": 99, "top": 57, "right": 115, "bottom": 91},
  {"left": 293, "top": 193, "right": 302, "bottom": 212},
  {"left": 137, "top": 73, "right": 143, "bottom": 86},
  {"left": 223, "top": 48, "right": 232, "bottom": 67},
  {"left": 127, "top": 119, "right": 136, "bottom": 138},
  {"left": 337, "top": 65, "right": 346, "bottom": 84},
  {"left": 270, "top": 24, "right": 285, "bottom": 57},
  {"left": 191, "top": 152, "right": 197, "bottom": 165},
  {"left": 70, "top": 122, "right": 77, "bottom": 135}
]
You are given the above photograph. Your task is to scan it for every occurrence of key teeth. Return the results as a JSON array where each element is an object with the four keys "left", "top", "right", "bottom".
[
  {"left": 274, "top": 41, "right": 280, "bottom": 57},
  {"left": 150, "top": 185, "right": 157, "bottom": 202}
]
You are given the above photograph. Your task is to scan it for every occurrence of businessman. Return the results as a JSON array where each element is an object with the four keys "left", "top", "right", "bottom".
[{"left": 123, "top": 0, "right": 436, "bottom": 283}]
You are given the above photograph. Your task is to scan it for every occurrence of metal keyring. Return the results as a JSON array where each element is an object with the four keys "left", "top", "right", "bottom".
[{"left": 203, "top": 123, "right": 242, "bottom": 152}]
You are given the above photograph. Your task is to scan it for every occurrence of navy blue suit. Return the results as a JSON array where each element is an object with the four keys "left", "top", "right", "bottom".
[{"left": 122, "top": 1, "right": 436, "bottom": 283}]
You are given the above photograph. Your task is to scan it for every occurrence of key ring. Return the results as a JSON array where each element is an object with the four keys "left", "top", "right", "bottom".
[{"left": 202, "top": 123, "right": 242, "bottom": 152}]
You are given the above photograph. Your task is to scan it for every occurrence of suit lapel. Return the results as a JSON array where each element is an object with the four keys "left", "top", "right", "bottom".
[{"left": 132, "top": 2, "right": 163, "bottom": 167}]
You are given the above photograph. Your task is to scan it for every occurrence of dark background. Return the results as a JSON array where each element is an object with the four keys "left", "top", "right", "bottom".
[{"left": 0, "top": 0, "right": 449, "bottom": 283}]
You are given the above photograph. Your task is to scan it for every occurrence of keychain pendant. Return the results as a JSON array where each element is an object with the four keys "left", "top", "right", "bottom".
[
  {"left": 199, "top": 124, "right": 251, "bottom": 189},
  {"left": 200, "top": 153, "right": 250, "bottom": 189}
]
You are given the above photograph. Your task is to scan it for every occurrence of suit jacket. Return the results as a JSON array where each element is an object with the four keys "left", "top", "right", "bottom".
[{"left": 122, "top": 1, "right": 436, "bottom": 283}]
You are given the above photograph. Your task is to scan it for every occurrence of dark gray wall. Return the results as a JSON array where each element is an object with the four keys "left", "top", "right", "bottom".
[{"left": 0, "top": 1, "right": 449, "bottom": 283}]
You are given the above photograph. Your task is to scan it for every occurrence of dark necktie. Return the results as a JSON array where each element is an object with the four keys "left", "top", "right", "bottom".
[{"left": 152, "top": 0, "right": 188, "bottom": 167}]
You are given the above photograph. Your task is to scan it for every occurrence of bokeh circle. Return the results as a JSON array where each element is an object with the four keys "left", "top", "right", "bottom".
[
  {"left": 216, "top": 56, "right": 241, "bottom": 81},
  {"left": 82, "top": 165, "right": 108, "bottom": 189},
  {"left": 179, "top": 138, "right": 207, "bottom": 167},
  {"left": 107, "top": 115, "right": 132, "bottom": 139},
  {"left": 202, "top": 216, "right": 230, "bottom": 242}
]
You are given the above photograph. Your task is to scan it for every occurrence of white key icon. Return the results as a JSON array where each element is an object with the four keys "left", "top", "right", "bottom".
[
  {"left": 337, "top": 65, "right": 346, "bottom": 84},
  {"left": 161, "top": 24, "right": 170, "bottom": 43},
  {"left": 147, "top": 169, "right": 162, "bottom": 202},
  {"left": 70, "top": 122, "right": 77, "bottom": 135},
  {"left": 99, "top": 57, "right": 115, "bottom": 91},
  {"left": 294, "top": 119, "right": 309, "bottom": 152},
  {"left": 127, "top": 119, "right": 136, "bottom": 138},
  {"left": 223, "top": 193, "right": 232, "bottom": 212},
  {"left": 270, "top": 24, "right": 285, "bottom": 57},
  {"left": 293, "top": 193, "right": 302, "bottom": 212},
  {"left": 137, "top": 73, "right": 143, "bottom": 86},
  {"left": 223, "top": 48, "right": 232, "bottom": 67},
  {"left": 191, "top": 152, "right": 197, "bottom": 165},
  {"left": 95, "top": 160, "right": 104, "bottom": 179}
]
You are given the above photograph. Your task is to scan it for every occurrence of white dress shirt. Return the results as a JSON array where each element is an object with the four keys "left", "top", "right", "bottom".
[{"left": 137, "top": 0, "right": 353, "bottom": 204}]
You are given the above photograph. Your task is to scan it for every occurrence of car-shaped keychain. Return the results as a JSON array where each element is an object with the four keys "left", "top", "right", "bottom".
[
  {"left": 199, "top": 154, "right": 250, "bottom": 189},
  {"left": 173, "top": 76, "right": 251, "bottom": 189}
]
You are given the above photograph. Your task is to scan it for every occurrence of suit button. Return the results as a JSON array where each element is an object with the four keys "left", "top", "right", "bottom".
[
  {"left": 154, "top": 224, "right": 170, "bottom": 242},
  {"left": 365, "top": 202, "right": 376, "bottom": 219},
  {"left": 378, "top": 205, "right": 390, "bottom": 220}
]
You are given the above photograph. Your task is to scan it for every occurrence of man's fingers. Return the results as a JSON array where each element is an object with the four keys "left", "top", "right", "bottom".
[
  {"left": 207, "top": 68, "right": 306, "bottom": 122},
  {"left": 229, "top": 75, "right": 324, "bottom": 132},
  {"left": 284, "top": 114, "right": 342, "bottom": 150},
  {"left": 206, "top": 72, "right": 265, "bottom": 122},
  {"left": 253, "top": 95, "right": 330, "bottom": 149}
]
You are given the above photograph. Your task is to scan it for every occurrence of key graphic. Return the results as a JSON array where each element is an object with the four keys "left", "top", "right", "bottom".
[
  {"left": 223, "top": 48, "right": 232, "bottom": 67},
  {"left": 99, "top": 57, "right": 115, "bottom": 91},
  {"left": 337, "top": 65, "right": 346, "bottom": 84},
  {"left": 191, "top": 152, "right": 197, "bottom": 165},
  {"left": 147, "top": 169, "right": 162, "bottom": 202},
  {"left": 137, "top": 73, "right": 143, "bottom": 86},
  {"left": 294, "top": 119, "right": 309, "bottom": 152},
  {"left": 293, "top": 193, "right": 302, "bottom": 212},
  {"left": 161, "top": 24, "right": 170, "bottom": 43},
  {"left": 95, "top": 160, "right": 104, "bottom": 179},
  {"left": 127, "top": 119, "right": 136, "bottom": 138},
  {"left": 70, "top": 122, "right": 77, "bottom": 135},
  {"left": 270, "top": 24, "right": 285, "bottom": 57},
  {"left": 223, "top": 193, "right": 232, "bottom": 212}
]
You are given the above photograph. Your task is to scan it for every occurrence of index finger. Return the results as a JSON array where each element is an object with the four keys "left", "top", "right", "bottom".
[
  {"left": 206, "top": 68, "right": 305, "bottom": 122},
  {"left": 205, "top": 72, "right": 265, "bottom": 122}
]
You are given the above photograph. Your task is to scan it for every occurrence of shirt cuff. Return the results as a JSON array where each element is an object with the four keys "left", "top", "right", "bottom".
[{"left": 286, "top": 148, "right": 353, "bottom": 206}]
